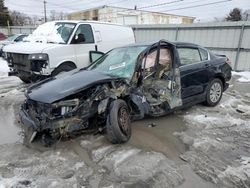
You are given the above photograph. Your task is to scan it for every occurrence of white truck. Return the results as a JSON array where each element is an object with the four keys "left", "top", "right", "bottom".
[{"left": 3, "top": 20, "right": 135, "bottom": 83}]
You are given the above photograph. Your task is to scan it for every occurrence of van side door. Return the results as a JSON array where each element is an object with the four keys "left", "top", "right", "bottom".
[{"left": 70, "top": 24, "right": 96, "bottom": 68}]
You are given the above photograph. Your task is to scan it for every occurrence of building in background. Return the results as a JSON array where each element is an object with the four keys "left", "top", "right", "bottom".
[{"left": 68, "top": 5, "right": 195, "bottom": 25}]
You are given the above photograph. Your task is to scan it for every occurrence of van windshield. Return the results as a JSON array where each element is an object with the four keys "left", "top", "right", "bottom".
[
  {"left": 88, "top": 46, "right": 147, "bottom": 79},
  {"left": 25, "top": 22, "right": 76, "bottom": 44}
]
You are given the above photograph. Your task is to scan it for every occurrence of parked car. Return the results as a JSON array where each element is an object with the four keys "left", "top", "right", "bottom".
[
  {"left": 0, "top": 34, "right": 28, "bottom": 57},
  {"left": 19, "top": 40, "right": 232, "bottom": 146},
  {"left": 3, "top": 20, "right": 135, "bottom": 83},
  {"left": 0, "top": 32, "right": 7, "bottom": 41}
]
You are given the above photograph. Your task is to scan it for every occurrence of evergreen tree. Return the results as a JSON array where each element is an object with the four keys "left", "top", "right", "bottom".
[
  {"left": 226, "top": 8, "right": 242, "bottom": 21},
  {"left": 0, "top": 0, "right": 12, "bottom": 26}
]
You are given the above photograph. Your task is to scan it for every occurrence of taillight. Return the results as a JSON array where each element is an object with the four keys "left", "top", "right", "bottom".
[{"left": 226, "top": 57, "right": 232, "bottom": 66}]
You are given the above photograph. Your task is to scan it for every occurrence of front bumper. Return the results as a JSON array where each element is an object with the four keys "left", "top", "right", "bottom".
[
  {"left": 19, "top": 108, "right": 39, "bottom": 131},
  {"left": 19, "top": 108, "right": 40, "bottom": 143}
]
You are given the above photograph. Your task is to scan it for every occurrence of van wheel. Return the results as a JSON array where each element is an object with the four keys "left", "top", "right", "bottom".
[
  {"left": 52, "top": 63, "right": 76, "bottom": 76},
  {"left": 204, "top": 78, "right": 223, "bottom": 106},
  {"left": 106, "top": 99, "right": 131, "bottom": 144}
]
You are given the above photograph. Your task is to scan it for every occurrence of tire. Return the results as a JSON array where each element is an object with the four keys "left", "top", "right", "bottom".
[
  {"left": 51, "top": 63, "right": 76, "bottom": 76},
  {"left": 19, "top": 75, "right": 31, "bottom": 83},
  {"left": 204, "top": 78, "right": 223, "bottom": 107},
  {"left": 106, "top": 99, "right": 131, "bottom": 144}
]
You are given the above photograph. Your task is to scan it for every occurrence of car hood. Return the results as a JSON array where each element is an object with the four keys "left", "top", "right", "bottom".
[
  {"left": 3, "top": 42, "right": 62, "bottom": 54},
  {"left": 27, "top": 70, "right": 122, "bottom": 104},
  {"left": 0, "top": 40, "right": 12, "bottom": 46}
]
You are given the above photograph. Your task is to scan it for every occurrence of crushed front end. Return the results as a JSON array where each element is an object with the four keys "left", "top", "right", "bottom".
[
  {"left": 6, "top": 52, "right": 49, "bottom": 82},
  {"left": 19, "top": 82, "right": 127, "bottom": 145}
]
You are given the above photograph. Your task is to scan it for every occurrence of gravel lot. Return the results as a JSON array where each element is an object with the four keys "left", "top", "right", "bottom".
[{"left": 0, "top": 57, "right": 250, "bottom": 188}]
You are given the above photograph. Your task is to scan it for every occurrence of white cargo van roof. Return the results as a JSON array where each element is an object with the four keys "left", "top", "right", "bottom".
[{"left": 51, "top": 20, "right": 130, "bottom": 27}]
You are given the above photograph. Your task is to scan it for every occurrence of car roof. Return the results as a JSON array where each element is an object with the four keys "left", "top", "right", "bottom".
[{"left": 121, "top": 41, "right": 202, "bottom": 48}]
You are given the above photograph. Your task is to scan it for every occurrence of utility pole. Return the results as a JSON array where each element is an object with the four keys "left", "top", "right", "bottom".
[{"left": 43, "top": 0, "right": 47, "bottom": 22}]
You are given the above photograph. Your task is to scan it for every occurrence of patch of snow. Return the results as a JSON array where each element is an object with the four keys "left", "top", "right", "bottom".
[
  {"left": 111, "top": 149, "right": 141, "bottom": 168},
  {"left": 92, "top": 145, "right": 114, "bottom": 162},
  {"left": 0, "top": 176, "right": 30, "bottom": 188},
  {"left": 240, "top": 156, "right": 250, "bottom": 165},
  {"left": 74, "top": 162, "right": 85, "bottom": 170},
  {"left": 0, "top": 58, "right": 9, "bottom": 77},
  {"left": 219, "top": 163, "right": 250, "bottom": 180},
  {"left": 24, "top": 21, "right": 74, "bottom": 44},
  {"left": 232, "top": 71, "right": 250, "bottom": 82}
]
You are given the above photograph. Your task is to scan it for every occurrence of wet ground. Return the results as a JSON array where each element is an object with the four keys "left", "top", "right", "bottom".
[{"left": 0, "top": 58, "right": 250, "bottom": 188}]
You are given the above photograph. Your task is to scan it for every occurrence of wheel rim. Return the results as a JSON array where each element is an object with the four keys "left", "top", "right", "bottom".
[
  {"left": 118, "top": 107, "right": 130, "bottom": 135},
  {"left": 209, "top": 82, "right": 222, "bottom": 103}
]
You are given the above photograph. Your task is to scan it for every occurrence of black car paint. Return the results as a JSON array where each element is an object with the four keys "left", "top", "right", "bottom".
[
  {"left": 176, "top": 43, "right": 231, "bottom": 105},
  {"left": 19, "top": 40, "right": 232, "bottom": 143},
  {"left": 26, "top": 70, "right": 123, "bottom": 103}
]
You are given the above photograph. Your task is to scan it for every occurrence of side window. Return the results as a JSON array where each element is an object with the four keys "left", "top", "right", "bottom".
[
  {"left": 143, "top": 50, "right": 157, "bottom": 69},
  {"left": 177, "top": 47, "right": 201, "bottom": 65},
  {"left": 143, "top": 47, "right": 172, "bottom": 79},
  {"left": 15, "top": 35, "right": 26, "bottom": 42},
  {"left": 199, "top": 48, "right": 209, "bottom": 61},
  {"left": 72, "top": 24, "right": 94, "bottom": 44}
]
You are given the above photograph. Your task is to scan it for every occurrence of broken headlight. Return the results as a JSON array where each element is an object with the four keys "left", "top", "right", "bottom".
[
  {"left": 28, "top": 53, "right": 49, "bottom": 61},
  {"left": 52, "top": 99, "right": 79, "bottom": 116}
]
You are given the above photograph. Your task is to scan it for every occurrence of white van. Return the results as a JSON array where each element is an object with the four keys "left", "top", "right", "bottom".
[{"left": 3, "top": 20, "right": 135, "bottom": 82}]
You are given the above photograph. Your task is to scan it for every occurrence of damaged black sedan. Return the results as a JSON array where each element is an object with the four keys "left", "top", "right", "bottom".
[{"left": 19, "top": 40, "right": 232, "bottom": 146}]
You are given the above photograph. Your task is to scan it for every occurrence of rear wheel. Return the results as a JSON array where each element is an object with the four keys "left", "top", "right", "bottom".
[
  {"left": 106, "top": 99, "right": 131, "bottom": 144},
  {"left": 204, "top": 78, "right": 223, "bottom": 106},
  {"left": 51, "top": 63, "right": 76, "bottom": 76}
]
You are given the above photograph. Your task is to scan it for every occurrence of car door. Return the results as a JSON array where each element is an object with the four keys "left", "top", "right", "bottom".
[
  {"left": 178, "top": 46, "right": 212, "bottom": 101},
  {"left": 71, "top": 24, "right": 96, "bottom": 68},
  {"left": 142, "top": 43, "right": 182, "bottom": 114}
]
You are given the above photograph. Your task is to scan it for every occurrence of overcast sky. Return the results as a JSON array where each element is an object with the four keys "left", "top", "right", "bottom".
[{"left": 5, "top": 0, "right": 250, "bottom": 22}]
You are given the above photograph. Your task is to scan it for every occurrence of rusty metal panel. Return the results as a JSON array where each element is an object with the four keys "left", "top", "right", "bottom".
[
  {"left": 241, "top": 27, "right": 250, "bottom": 49},
  {"left": 134, "top": 28, "right": 176, "bottom": 42},
  {"left": 237, "top": 51, "right": 250, "bottom": 71},
  {"left": 0, "top": 27, "right": 9, "bottom": 35}
]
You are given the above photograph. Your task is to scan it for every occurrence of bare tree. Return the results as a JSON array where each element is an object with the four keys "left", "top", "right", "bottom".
[
  {"left": 49, "top": 10, "right": 68, "bottom": 21},
  {"left": 242, "top": 9, "right": 250, "bottom": 21},
  {"left": 226, "top": 8, "right": 242, "bottom": 21},
  {"left": 0, "top": 0, "right": 12, "bottom": 26}
]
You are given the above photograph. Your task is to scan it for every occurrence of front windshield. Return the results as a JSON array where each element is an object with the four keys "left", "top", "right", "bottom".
[
  {"left": 25, "top": 22, "right": 76, "bottom": 44},
  {"left": 5, "top": 35, "right": 17, "bottom": 41},
  {"left": 88, "top": 46, "right": 147, "bottom": 79}
]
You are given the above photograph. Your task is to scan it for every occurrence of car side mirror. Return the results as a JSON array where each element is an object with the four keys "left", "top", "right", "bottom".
[
  {"left": 89, "top": 51, "right": 104, "bottom": 63},
  {"left": 74, "top": 33, "right": 86, "bottom": 44}
]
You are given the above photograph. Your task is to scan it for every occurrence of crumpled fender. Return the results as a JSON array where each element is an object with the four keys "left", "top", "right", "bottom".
[{"left": 131, "top": 93, "right": 150, "bottom": 119}]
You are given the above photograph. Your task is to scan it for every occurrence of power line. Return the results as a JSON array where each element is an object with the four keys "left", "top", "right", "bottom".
[
  {"left": 73, "top": 0, "right": 184, "bottom": 16},
  {"left": 147, "top": 0, "right": 201, "bottom": 11},
  {"left": 138, "top": 0, "right": 184, "bottom": 9},
  {"left": 61, "top": 0, "right": 105, "bottom": 6},
  {"left": 161, "top": 0, "right": 232, "bottom": 12}
]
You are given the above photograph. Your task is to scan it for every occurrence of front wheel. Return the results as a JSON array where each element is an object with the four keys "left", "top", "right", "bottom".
[
  {"left": 204, "top": 78, "right": 223, "bottom": 106},
  {"left": 106, "top": 99, "right": 131, "bottom": 144}
]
